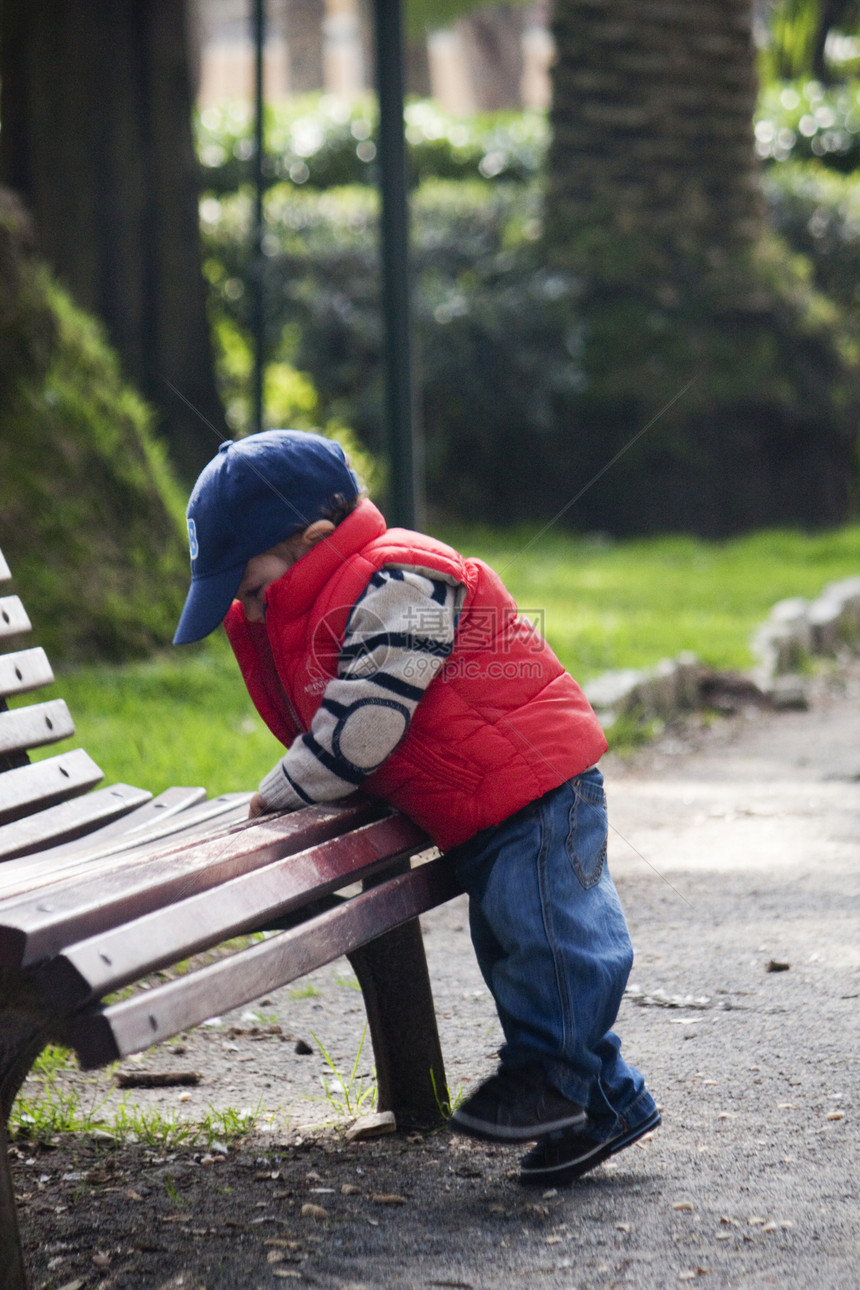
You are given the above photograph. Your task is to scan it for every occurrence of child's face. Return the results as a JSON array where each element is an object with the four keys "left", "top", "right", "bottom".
[
  {"left": 235, "top": 520, "right": 335, "bottom": 623},
  {"left": 236, "top": 539, "right": 303, "bottom": 623}
]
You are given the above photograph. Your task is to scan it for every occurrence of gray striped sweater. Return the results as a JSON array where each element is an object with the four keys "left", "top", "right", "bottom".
[{"left": 258, "top": 565, "right": 466, "bottom": 811}]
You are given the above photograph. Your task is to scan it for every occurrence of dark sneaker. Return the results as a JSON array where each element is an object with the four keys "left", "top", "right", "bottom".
[
  {"left": 450, "top": 1065, "right": 587, "bottom": 1143},
  {"left": 519, "top": 1108, "right": 662, "bottom": 1185}
]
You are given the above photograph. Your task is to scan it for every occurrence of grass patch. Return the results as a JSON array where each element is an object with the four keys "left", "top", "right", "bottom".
[
  {"left": 442, "top": 523, "right": 860, "bottom": 679},
  {"left": 10, "top": 1055, "right": 269, "bottom": 1148},
  {"left": 18, "top": 523, "right": 860, "bottom": 791},
  {"left": 310, "top": 1025, "right": 377, "bottom": 1120},
  {"left": 24, "top": 634, "right": 283, "bottom": 796}
]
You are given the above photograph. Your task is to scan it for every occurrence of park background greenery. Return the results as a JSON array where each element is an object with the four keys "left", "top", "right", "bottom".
[{"left": 2, "top": 7, "right": 860, "bottom": 791}]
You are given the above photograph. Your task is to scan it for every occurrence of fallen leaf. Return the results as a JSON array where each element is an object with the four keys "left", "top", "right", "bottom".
[
  {"left": 747, "top": 1216, "right": 767, "bottom": 1226},
  {"left": 126, "top": 1189, "right": 143, "bottom": 1201},
  {"left": 372, "top": 1192, "right": 406, "bottom": 1205},
  {"left": 616, "top": 1222, "right": 632, "bottom": 1232},
  {"left": 673, "top": 1201, "right": 695, "bottom": 1211},
  {"left": 271, "top": 1271, "right": 302, "bottom": 1280},
  {"left": 545, "top": 1235, "right": 562, "bottom": 1245},
  {"left": 91, "top": 1251, "right": 111, "bottom": 1267},
  {"left": 341, "top": 1183, "right": 361, "bottom": 1196},
  {"left": 267, "top": 1250, "right": 286, "bottom": 1263},
  {"left": 301, "top": 1203, "right": 329, "bottom": 1220},
  {"left": 765, "top": 960, "right": 790, "bottom": 973},
  {"left": 345, "top": 1111, "right": 397, "bottom": 1142},
  {"left": 56, "top": 1281, "right": 86, "bottom": 1290},
  {"left": 827, "top": 1111, "right": 844, "bottom": 1121}
]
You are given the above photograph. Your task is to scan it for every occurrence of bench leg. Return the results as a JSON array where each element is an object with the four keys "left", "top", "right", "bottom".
[
  {"left": 1, "top": 1118, "right": 28, "bottom": 1290},
  {"left": 0, "top": 989, "right": 61, "bottom": 1290},
  {"left": 348, "top": 909, "right": 447, "bottom": 1129}
]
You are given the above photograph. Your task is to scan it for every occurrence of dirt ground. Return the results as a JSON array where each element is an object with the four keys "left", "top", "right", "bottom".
[{"left": 10, "top": 660, "right": 860, "bottom": 1290}]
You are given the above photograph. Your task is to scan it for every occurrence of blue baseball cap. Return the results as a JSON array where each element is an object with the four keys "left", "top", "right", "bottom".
[{"left": 174, "top": 430, "right": 359, "bottom": 644}]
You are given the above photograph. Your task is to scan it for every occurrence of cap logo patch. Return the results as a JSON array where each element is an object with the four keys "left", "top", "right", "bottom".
[{"left": 187, "top": 517, "right": 199, "bottom": 561}]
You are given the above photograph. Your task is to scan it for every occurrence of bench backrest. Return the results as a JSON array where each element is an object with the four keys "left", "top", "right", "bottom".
[{"left": 0, "top": 546, "right": 164, "bottom": 858}]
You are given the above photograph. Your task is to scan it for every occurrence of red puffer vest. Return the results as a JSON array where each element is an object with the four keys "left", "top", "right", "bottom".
[{"left": 225, "top": 500, "right": 607, "bottom": 850}]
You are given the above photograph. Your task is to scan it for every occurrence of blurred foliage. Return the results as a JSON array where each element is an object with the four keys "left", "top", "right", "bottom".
[
  {"left": 196, "top": 97, "right": 547, "bottom": 193},
  {"left": 0, "top": 187, "right": 188, "bottom": 664},
  {"left": 199, "top": 87, "right": 860, "bottom": 199},
  {"left": 756, "top": 78, "right": 860, "bottom": 169},
  {"left": 762, "top": 0, "right": 860, "bottom": 83},
  {"left": 201, "top": 164, "right": 860, "bottom": 535},
  {"left": 404, "top": 0, "right": 528, "bottom": 39},
  {"left": 764, "top": 161, "right": 860, "bottom": 310}
]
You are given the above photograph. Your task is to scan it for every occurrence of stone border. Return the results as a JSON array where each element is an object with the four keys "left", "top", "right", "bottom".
[{"left": 583, "top": 576, "right": 860, "bottom": 727}]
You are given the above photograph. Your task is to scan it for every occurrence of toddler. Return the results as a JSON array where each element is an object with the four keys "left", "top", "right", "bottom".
[{"left": 174, "top": 430, "right": 659, "bottom": 1184}]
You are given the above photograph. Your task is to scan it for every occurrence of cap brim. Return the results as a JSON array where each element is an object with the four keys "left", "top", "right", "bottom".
[{"left": 173, "top": 563, "right": 245, "bottom": 645}]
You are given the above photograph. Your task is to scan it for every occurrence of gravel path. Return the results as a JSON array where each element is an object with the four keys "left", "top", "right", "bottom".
[{"left": 12, "top": 662, "right": 860, "bottom": 1289}]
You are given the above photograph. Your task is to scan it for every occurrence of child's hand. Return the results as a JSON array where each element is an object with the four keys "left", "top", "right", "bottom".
[{"left": 248, "top": 792, "right": 271, "bottom": 819}]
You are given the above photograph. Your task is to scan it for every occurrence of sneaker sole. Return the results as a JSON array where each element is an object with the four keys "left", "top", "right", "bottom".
[
  {"left": 450, "top": 1105, "right": 588, "bottom": 1145},
  {"left": 518, "top": 1109, "right": 662, "bottom": 1185}
]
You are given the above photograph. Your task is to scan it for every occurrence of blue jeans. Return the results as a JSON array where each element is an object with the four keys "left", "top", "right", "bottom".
[{"left": 452, "top": 767, "right": 657, "bottom": 1141}]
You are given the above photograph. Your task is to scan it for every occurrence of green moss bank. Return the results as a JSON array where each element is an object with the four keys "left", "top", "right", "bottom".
[{"left": 0, "top": 189, "right": 189, "bottom": 664}]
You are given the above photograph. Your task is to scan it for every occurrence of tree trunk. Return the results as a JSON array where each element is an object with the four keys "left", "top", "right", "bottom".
[
  {"left": 457, "top": 5, "right": 526, "bottom": 111},
  {"left": 536, "top": 0, "right": 857, "bottom": 538},
  {"left": 0, "top": 0, "right": 225, "bottom": 484},
  {"left": 546, "top": 0, "right": 764, "bottom": 273},
  {"left": 283, "top": 0, "right": 326, "bottom": 92}
]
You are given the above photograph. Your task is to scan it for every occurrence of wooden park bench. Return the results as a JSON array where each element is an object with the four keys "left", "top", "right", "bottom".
[{"left": 0, "top": 545, "right": 462, "bottom": 1290}]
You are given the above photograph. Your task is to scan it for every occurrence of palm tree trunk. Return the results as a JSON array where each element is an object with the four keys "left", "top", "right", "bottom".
[{"left": 546, "top": 0, "right": 764, "bottom": 275}]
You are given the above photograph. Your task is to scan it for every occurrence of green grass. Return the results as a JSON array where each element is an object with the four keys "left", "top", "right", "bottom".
[
  {"left": 26, "top": 634, "right": 284, "bottom": 796},
  {"left": 442, "top": 523, "right": 860, "bottom": 680},
  {"left": 22, "top": 523, "right": 860, "bottom": 791}
]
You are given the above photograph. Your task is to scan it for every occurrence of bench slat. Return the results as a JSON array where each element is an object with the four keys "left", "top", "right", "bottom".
[
  {"left": 0, "top": 700, "right": 75, "bottom": 758},
  {"left": 70, "top": 854, "right": 461, "bottom": 1068},
  {"left": 0, "top": 782, "right": 155, "bottom": 867},
  {"left": 0, "top": 799, "right": 383, "bottom": 968},
  {"left": 15, "top": 785, "right": 208, "bottom": 859},
  {"left": 0, "top": 597, "right": 30, "bottom": 641},
  {"left": 38, "top": 814, "right": 428, "bottom": 1007},
  {"left": 0, "top": 790, "right": 242, "bottom": 883},
  {"left": 0, "top": 749, "right": 103, "bottom": 827},
  {"left": 0, "top": 648, "right": 55, "bottom": 700},
  {"left": 0, "top": 795, "right": 251, "bottom": 900}
]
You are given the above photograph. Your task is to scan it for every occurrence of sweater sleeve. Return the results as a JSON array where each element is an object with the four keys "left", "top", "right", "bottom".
[{"left": 258, "top": 565, "right": 466, "bottom": 811}]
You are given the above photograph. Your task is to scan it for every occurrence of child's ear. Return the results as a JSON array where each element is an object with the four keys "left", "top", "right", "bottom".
[{"left": 300, "top": 519, "right": 336, "bottom": 550}]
